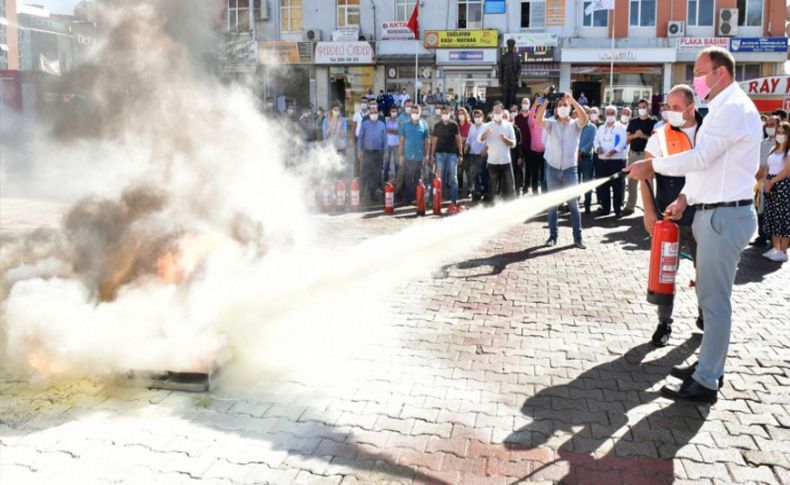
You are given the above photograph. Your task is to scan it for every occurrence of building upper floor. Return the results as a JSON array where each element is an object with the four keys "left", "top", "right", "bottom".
[{"left": 222, "top": 0, "right": 787, "bottom": 45}]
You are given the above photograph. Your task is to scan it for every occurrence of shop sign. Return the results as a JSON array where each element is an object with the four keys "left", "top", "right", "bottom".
[
  {"left": 502, "top": 33, "right": 558, "bottom": 47},
  {"left": 729, "top": 37, "right": 789, "bottom": 53},
  {"left": 424, "top": 30, "right": 498, "bottom": 49},
  {"left": 739, "top": 76, "right": 790, "bottom": 96},
  {"left": 600, "top": 51, "right": 636, "bottom": 61},
  {"left": 315, "top": 42, "right": 375, "bottom": 64},
  {"left": 436, "top": 49, "right": 497, "bottom": 64},
  {"left": 521, "top": 62, "right": 560, "bottom": 77},
  {"left": 561, "top": 48, "right": 676, "bottom": 63},
  {"left": 381, "top": 21, "right": 415, "bottom": 40},
  {"left": 332, "top": 27, "right": 359, "bottom": 42},
  {"left": 519, "top": 46, "right": 555, "bottom": 63},
  {"left": 677, "top": 37, "right": 729, "bottom": 51},
  {"left": 545, "top": 0, "right": 566, "bottom": 27},
  {"left": 258, "top": 41, "right": 313, "bottom": 65},
  {"left": 484, "top": 0, "right": 506, "bottom": 14}
]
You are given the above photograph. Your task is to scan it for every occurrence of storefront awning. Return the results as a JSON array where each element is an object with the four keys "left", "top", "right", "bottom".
[
  {"left": 377, "top": 40, "right": 434, "bottom": 65},
  {"left": 377, "top": 53, "right": 435, "bottom": 64}
]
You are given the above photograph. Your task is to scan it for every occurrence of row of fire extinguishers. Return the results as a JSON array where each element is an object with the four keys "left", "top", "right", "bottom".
[
  {"left": 384, "top": 175, "right": 464, "bottom": 217},
  {"left": 321, "top": 179, "right": 361, "bottom": 212}
]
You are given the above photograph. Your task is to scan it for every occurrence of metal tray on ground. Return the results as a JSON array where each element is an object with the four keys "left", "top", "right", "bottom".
[{"left": 117, "top": 366, "right": 222, "bottom": 392}]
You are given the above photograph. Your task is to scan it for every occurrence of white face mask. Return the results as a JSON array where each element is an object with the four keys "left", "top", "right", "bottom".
[
  {"left": 266, "top": 102, "right": 273, "bottom": 108},
  {"left": 287, "top": 109, "right": 294, "bottom": 114},
  {"left": 777, "top": 134, "right": 788, "bottom": 144},
  {"left": 766, "top": 127, "right": 777, "bottom": 137},
  {"left": 522, "top": 103, "right": 530, "bottom": 111},
  {"left": 638, "top": 108, "right": 648, "bottom": 117},
  {"left": 332, "top": 109, "right": 340, "bottom": 116},
  {"left": 590, "top": 113, "right": 599, "bottom": 122},
  {"left": 493, "top": 113, "right": 503, "bottom": 122},
  {"left": 606, "top": 115, "right": 616, "bottom": 125},
  {"left": 410, "top": 113, "right": 420, "bottom": 121},
  {"left": 458, "top": 115, "right": 466, "bottom": 123},
  {"left": 661, "top": 111, "right": 670, "bottom": 121},
  {"left": 369, "top": 113, "right": 378, "bottom": 121},
  {"left": 667, "top": 110, "right": 686, "bottom": 128},
  {"left": 474, "top": 117, "right": 483, "bottom": 124},
  {"left": 557, "top": 106, "right": 571, "bottom": 118},
  {"left": 620, "top": 115, "right": 630, "bottom": 124},
  {"left": 405, "top": 107, "right": 412, "bottom": 114},
  {"left": 390, "top": 112, "right": 397, "bottom": 118},
  {"left": 441, "top": 114, "right": 450, "bottom": 121}
]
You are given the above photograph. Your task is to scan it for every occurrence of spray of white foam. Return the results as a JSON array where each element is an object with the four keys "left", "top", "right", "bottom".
[{"left": 0, "top": 0, "right": 616, "bottom": 390}]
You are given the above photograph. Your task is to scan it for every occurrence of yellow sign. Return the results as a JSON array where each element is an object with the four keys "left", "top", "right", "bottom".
[
  {"left": 258, "top": 42, "right": 313, "bottom": 65},
  {"left": 423, "top": 30, "right": 498, "bottom": 49},
  {"left": 546, "top": 0, "right": 566, "bottom": 27}
]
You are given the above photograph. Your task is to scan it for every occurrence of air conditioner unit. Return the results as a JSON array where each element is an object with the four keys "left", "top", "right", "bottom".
[
  {"left": 305, "top": 29, "right": 322, "bottom": 41},
  {"left": 667, "top": 21, "right": 685, "bottom": 38},
  {"left": 255, "top": 0, "right": 269, "bottom": 20},
  {"left": 718, "top": 8, "right": 738, "bottom": 37}
]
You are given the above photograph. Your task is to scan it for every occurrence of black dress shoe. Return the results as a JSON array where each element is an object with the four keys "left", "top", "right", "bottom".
[
  {"left": 595, "top": 208, "right": 611, "bottom": 216},
  {"left": 671, "top": 361, "right": 724, "bottom": 387},
  {"left": 661, "top": 376, "right": 717, "bottom": 404}
]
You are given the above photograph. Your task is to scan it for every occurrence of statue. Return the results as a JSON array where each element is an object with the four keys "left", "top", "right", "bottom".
[{"left": 499, "top": 38, "right": 521, "bottom": 109}]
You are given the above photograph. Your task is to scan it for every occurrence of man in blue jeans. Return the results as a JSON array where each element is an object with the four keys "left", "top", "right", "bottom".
[
  {"left": 627, "top": 47, "right": 760, "bottom": 403},
  {"left": 431, "top": 106, "right": 464, "bottom": 205},
  {"left": 398, "top": 104, "right": 431, "bottom": 204},
  {"left": 535, "top": 93, "right": 588, "bottom": 248}
]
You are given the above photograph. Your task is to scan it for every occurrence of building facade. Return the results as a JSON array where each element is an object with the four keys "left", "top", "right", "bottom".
[{"left": 223, "top": 0, "right": 788, "bottom": 112}]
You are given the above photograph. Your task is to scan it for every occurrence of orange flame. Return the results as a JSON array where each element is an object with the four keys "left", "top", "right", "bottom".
[{"left": 156, "top": 234, "right": 221, "bottom": 284}]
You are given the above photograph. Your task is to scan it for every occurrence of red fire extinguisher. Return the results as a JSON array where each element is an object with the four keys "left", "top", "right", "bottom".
[
  {"left": 432, "top": 174, "right": 442, "bottom": 215},
  {"left": 384, "top": 181, "right": 395, "bottom": 214},
  {"left": 415, "top": 179, "right": 426, "bottom": 215},
  {"left": 336, "top": 180, "right": 346, "bottom": 211},
  {"left": 647, "top": 215, "right": 680, "bottom": 306},
  {"left": 350, "top": 178, "right": 361, "bottom": 210},
  {"left": 322, "top": 182, "right": 333, "bottom": 212}
]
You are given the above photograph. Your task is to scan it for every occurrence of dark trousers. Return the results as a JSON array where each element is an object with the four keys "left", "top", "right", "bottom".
[
  {"left": 402, "top": 159, "right": 422, "bottom": 204},
  {"left": 595, "top": 158, "right": 626, "bottom": 214},
  {"left": 578, "top": 154, "right": 595, "bottom": 210},
  {"left": 755, "top": 210, "right": 768, "bottom": 243},
  {"left": 361, "top": 150, "right": 384, "bottom": 201},
  {"left": 503, "top": 84, "right": 517, "bottom": 109},
  {"left": 468, "top": 154, "right": 487, "bottom": 196},
  {"left": 488, "top": 163, "right": 516, "bottom": 202},
  {"left": 524, "top": 150, "right": 544, "bottom": 195}
]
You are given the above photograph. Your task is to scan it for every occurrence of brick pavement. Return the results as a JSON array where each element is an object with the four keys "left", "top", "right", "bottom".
[{"left": 1, "top": 200, "right": 789, "bottom": 484}]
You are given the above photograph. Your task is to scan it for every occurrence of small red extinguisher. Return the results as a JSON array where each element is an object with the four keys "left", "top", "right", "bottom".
[
  {"left": 336, "top": 180, "right": 346, "bottom": 211},
  {"left": 384, "top": 181, "right": 395, "bottom": 213},
  {"left": 415, "top": 179, "right": 426, "bottom": 216},
  {"left": 647, "top": 215, "right": 680, "bottom": 306},
  {"left": 322, "top": 182, "right": 333, "bottom": 212},
  {"left": 432, "top": 174, "right": 442, "bottom": 215},
  {"left": 350, "top": 178, "right": 360, "bottom": 210}
]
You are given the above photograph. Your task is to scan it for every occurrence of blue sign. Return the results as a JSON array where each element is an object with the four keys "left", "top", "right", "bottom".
[
  {"left": 449, "top": 50, "right": 485, "bottom": 61},
  {"left": 484, "top": 0, "right": 506, "bottom": 14},
  {"left": 729, "top": 37, "right": 788, "bottom": 53}
]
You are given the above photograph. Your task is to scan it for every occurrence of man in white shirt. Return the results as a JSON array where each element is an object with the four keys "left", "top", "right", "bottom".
[
  {"left": 593, "top": 106, "right": 628, "bottom": 217},
  {"left": 627, "top": 47, "right": 760, "bottom": 403},
  {"left": 478, "top": 102, "right": 517, "bottom": 203}
]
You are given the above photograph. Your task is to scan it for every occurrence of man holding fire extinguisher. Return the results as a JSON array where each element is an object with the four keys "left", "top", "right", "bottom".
[
  {"left": 626, "top": 47, "right": 760, "bottom": 404},
  {"left": 641, "top": 85, "right": 705, "bottom": 349}
]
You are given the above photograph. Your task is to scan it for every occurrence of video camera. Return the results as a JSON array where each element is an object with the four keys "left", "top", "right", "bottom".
[{"left": 546, "top": 86, "right": 565, "bottom": 102}]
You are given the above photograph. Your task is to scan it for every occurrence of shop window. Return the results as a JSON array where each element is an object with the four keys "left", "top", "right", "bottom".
[
  {"left": 280, "top": 0, "right": 303, "bottom": 33},
  {"left": 684, "top": 64, "right": 694, "bottom": 82},
  {"left": 629, "top": 0, "right": 656, "bottom": 27},
  {"left": 687, "top": 0, "right": 713, "bottom": 27},
  {"left": 735, "top": 64, "right": 761, "bottom": 82},
  {"left": 582, "top": 1, "right": 608, "bottom": 27},
  {"left": 395, "top": 0, "right": 417, "bottom": 21},
  {"left": 457, "top": 0, "right": 482, "bottom": 29},
  {"left": 338, "top": 0, "right": 360, "bottom": 27},
  {"left": 520, "top": 1, "right": 546, "bottom": 29},
  {"left": 736, "top": 0, "right": 762, "bottom": 27},
  {"left": 227, "top": 0, "right": 250, "bottom": 32}
]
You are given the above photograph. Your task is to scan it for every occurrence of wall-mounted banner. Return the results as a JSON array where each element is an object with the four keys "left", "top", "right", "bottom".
[
  {"left": 677, "top": 37, "right": 729, "bottom": 51},
  {"left": 381, "top": 21, "right": 416, "bottom": 40},
  {"left": 258, "top": 42, "right": 313, "bottom": 64},
  {"left": 729, "top": 37, "right": 788, "bottom": 53},
  {"left": 545, "top": 0, "right": 566, "bottom": 26},
  {"left": 424, "top": 30, "right": 498, "bottom": 49}
]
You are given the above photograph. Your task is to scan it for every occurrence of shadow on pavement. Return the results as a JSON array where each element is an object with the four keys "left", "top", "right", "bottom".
[
  {"left": 504, "top": 336, "right": 707, "bottom": 484},
  {"left": 734, "top": 246, "right": 784, "bottom": 285},
  {"left": 435, "top": 244, "right": 572, "bottom": 278}
]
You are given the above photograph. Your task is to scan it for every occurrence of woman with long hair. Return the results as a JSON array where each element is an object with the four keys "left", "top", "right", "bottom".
[
  {"left": 761, "top": 120, "right": 790, "bottom": 262},
  {"left": 455, "top": 107, "right": 472, "bottom": 198},
  {"left": 322, "top": 101, "right": 347, "bottom": 155}
]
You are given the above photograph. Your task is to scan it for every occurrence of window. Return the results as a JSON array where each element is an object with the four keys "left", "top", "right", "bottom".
[
  {"left": 737, "top": 0, "right": 762, "bottom": 27},
  {"left": 228, "top": 0, "right": 250, "bottom": 32},
  {"left": 395, "top": 0, "right": 417, "bottom": 21},
  {"left": 735, "top": 64, "right": 760, "bottom": 82},
  {"left": 629, "top": 0, "right": 656, "bottom": 27},
  {"left": 337, "top": 0, "right": 360, "bottom": 27},
  {"left": 520, "top": 1, "right": 546, "bottom": 29},
  {"left": 684, "top": 64, "right": 694, "bottom": 82},
  {"left": 457, "top": 0, "right": 482, "bottom": 29},
  {"left": 583, "top": 1, "right": 608, "bottom": 27},
  {"left": 280, "top": 0, "right": 302, "bottom": 32},
  {"left": 687, "top": 0, "right": 713, "bottom": 26}
]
